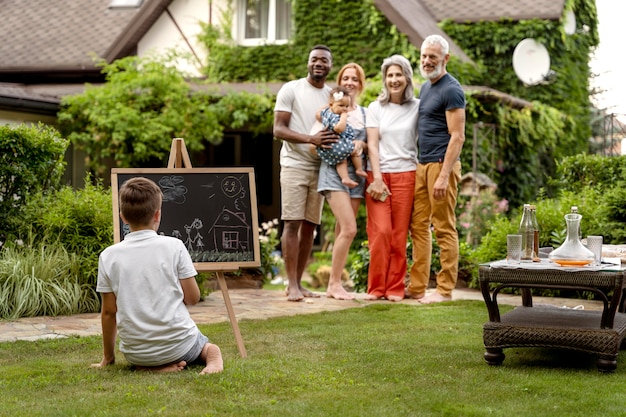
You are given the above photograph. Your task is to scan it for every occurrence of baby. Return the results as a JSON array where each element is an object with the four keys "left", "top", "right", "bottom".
[{"left": 313, "top": 86, "right": 366, "bottom": 188}]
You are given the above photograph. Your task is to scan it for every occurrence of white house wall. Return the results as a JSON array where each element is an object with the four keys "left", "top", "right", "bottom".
[{"left": 138, "top": 0, "right": 216, "bottom": 77}]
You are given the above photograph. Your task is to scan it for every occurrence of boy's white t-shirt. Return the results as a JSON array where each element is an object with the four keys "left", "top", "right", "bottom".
[
  {"left": 366, "top": 99, "right": 419, "bottom": 173},
  {"left": 274, "top": 77, "right": 331, "bottom": 170},
  {"left": 97, "top": 229, "right": 199, "bottom": 366}
]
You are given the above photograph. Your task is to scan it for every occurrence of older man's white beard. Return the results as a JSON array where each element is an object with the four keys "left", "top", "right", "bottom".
[{"left": 420, "top": 64, "right": 443, "bottom": 80}]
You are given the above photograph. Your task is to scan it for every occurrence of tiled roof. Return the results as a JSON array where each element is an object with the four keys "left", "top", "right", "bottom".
[
  {"left": 1, "top": 0, "right": 135, "bottom": 72},
  {"left": 0, "top": 0, "right": 171, "bottom": 77},
  {"left": 422, "top": 0, "right": 565, "bottom": 22}
]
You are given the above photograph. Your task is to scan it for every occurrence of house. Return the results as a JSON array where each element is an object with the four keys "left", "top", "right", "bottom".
[
  {"left": 0, "top": 0, "right": 574, "bottom": 222},
  {"left": 209, "top": 207, "right": 251, "bottom": 254}
]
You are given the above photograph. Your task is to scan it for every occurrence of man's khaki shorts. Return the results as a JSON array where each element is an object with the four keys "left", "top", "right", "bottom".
[{"left": 280, "top": 166, "right": 324, "bottom": 224}]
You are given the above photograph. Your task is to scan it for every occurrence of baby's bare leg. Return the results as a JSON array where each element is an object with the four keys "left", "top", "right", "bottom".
[
  {"left": 352, "top": 155, "right": 367, "bottom": 178},
  {"left": 337, "top": 160, "right": 358, "bottom": 188},
  {"left": 199, "top": 343, "right": 224, "bottom": 375}
]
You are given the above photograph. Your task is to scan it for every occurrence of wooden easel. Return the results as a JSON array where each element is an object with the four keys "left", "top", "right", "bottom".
[{"left": 167, "top": 138, "right": 247, "bottom": 358}]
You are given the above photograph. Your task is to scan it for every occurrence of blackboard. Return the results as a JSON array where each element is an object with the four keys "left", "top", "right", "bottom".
[{"left": 111, "top": 168, "right": 261, "bottom": 272}]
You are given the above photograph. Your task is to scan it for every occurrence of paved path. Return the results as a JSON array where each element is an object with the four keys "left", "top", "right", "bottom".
[{"left": 0, "top": 288, "right": 602, "bottom": 343}]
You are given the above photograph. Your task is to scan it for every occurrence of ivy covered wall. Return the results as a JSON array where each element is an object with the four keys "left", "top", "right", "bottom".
[{"left": 441, "top": 0, "right": 599, "bottom": 206}]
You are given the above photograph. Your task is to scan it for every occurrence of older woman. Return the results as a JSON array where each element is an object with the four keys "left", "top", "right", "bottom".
[
  {"left": 317, "top": 63, "right": 368, "bottom": 300},
  {"left": 365, "top": 55, "right": 419, "bottom": 301}
]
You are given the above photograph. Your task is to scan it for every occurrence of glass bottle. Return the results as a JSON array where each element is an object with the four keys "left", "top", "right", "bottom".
[
  {"left": 519, "top": 204, "right": 534, "bottom": 262},
  {"left": 529, "top": 205, "right": 539, "bottom": 259},
  {"left": 549, "top": 212, "right": 594, "bottom": 266}
]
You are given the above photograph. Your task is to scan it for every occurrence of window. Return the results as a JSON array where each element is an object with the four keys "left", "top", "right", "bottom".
[
  {"left": 223, "top": 231, "right": 239, "bottom": 250},
  {"left": 238, "top": 0, "right": 292, "bottom": 46}
]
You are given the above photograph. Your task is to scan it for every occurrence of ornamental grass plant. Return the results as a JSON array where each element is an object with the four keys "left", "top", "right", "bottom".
[
  {"left": 0, "top": 237, "right": 99, "bottom": 320},
  {"left": 2, "top": 301, "right": 626, "bottom": 416}
]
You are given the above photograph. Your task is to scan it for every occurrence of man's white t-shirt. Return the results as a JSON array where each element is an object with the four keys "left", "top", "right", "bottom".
[
  {"left": 274, "top": 77, "right": 331, "bottom": 170},
  {"left": 97, "top": 230, "right": 198, "bottom": 366},
  {"left": 366, "top": 99, "right": 419, "bottom": 173}
]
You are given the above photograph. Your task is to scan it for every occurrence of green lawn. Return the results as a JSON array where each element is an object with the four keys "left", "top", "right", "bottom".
[{"left": 1, "top": 301, "right": 625, "bottom": 416}]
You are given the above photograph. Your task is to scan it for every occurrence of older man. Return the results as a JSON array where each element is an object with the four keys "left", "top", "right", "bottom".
[{"left": 407, "top": 35, "right": 466, "bottom": 304}]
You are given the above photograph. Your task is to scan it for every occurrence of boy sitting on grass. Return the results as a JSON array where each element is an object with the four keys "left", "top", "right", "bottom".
[{"left": 91, "top": 177, "right": 223, "bottom": 374}]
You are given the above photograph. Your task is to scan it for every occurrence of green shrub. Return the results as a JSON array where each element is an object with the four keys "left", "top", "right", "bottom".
[
  {"left": 0, "top": 123, "right": 68, "bottom": 237},
  {"left": 349, "top": 241, "right": 370, "bottom": 293},
  {"left": 17, "top": 179, "right": 113, "bottom": 286},
  {"left": 554, "top": 154, "right": 626, "bottom": 192},
  {"left": 598, "top": 181, "right": 626, "bottom": 243}
]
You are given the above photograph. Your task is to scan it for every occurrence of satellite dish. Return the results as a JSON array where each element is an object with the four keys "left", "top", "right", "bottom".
[
  {"left": 563, "top": 10, "right": 576, "bottom": 35},
  {"left": 512, "top": 38, "right": 551, "bottom": 86}
]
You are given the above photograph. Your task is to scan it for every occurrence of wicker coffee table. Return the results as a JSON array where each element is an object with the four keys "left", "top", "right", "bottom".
[{"left": 479, "top": 261, "right": 626, "bottom": 372}]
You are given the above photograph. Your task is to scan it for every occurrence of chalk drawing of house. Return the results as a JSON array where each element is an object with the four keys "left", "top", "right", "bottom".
[{"left": 208, "top": 208, "right": 250, "bottom": 253}]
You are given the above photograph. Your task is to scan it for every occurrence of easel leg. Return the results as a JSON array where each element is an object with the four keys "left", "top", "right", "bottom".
[{"left": 216, "top": 272, "right": 247, "bottom": 358}]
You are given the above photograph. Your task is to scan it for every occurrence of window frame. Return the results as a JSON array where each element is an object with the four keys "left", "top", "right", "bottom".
[{"left": 236, "top": 0, "right": 292, "bottom": 46}]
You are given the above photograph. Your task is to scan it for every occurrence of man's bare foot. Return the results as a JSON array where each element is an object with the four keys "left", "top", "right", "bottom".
[
  {"left": 326, "top": 285, "right": 355, "bottom": 300},
  {"left": 356, "top": 169, "right": 367, "bottom": 178},
  {"left": 364, "top": 293, "right": 381, "bottom": 301},
  {"left": 341, "top": 177, "right": 359, "bottom": 188},
  {"left": 386, "top": 295, "right": 403, "bottom": 302},
  {"left": 135, "top": 361, "right": 187, "bottom": 373},
  {"left": 404, "top": 290, "right": 425, "bottom": 300},
  {"left": 199, "top": 344, "right": 224, "bottom": 375},
  {"left": 301, "top": 287, "right": 321, "bottom": 298},
  {"left": 419, "top": 292, "right": 452, "bottom": 304},
  {"left": 286, "top": 286, "right": 304, "bottom": 302}
]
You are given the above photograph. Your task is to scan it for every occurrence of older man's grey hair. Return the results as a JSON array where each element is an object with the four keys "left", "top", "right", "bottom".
[
  {"left": 422, "top": 35, "right": 450, "bottom": 55},
  {"left": 378, "top": 54, "right": 415, "bottom": 105}
]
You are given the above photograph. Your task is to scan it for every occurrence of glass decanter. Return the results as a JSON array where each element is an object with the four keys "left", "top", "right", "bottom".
[{"left": 549, "top": 213, "right": 594, "bottom": 266}]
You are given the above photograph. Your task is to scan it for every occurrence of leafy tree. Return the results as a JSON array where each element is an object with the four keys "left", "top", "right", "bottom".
[
  {"left": 58, "top": 55, "right": 276, "bottom": 176},
  {"left": 57, "top": 55, "right": 221, "bottom": 176}
]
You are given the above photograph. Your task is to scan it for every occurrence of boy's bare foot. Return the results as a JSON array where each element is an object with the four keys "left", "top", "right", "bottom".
[
  {"left": 386, "top": 295, "right": 403, "bottom": 302},
  {"left": 341, "top": 177, "right": 359, "bottom": 188},
  {"left": 135, "top": 361, "right": 187, "bottom": 373},
  {"left": 326, "top": 285, "right": 355, "bottom": 300},
  {"left": 199, "top": 344, "right": 224, "bottom": 375},
  {"left": 356, "top": 169, "right": 367, "bottom": 178},
  {"left": 419, "top": 292, "right": 452, "bottom": 304}
]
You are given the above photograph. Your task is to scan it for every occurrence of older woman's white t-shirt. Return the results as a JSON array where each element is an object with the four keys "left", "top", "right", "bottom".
[{"left": 366, "top": 99, "right": 419, "bottom": 173}]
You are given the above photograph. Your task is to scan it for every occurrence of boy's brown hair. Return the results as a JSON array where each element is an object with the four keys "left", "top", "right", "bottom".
[{"left": 119, "top": 177, "right": 163, "bottom": 226}]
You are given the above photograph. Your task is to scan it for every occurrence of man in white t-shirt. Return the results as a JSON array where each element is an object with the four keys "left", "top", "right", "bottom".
[{"left": 273, "top": 45, "right": 338, "bottom": 301}]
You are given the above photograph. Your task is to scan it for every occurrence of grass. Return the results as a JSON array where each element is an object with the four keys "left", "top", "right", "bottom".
[{"left": 2, "top": 301, "right": 626, "bottom": 416}]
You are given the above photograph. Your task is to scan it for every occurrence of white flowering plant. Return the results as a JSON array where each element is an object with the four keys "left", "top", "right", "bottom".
[{"left": 258, "top": 219, "right": 284, "bottom": 281}]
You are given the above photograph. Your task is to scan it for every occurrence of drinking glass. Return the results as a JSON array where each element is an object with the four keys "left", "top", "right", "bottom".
[
  {"left": 587, "top": 235, "right": 603, "bottom": 266},
  {"left": 507, "top": 234, "right": 523, "bottom": 264}
]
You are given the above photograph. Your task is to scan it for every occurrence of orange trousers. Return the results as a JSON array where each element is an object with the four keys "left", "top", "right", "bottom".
[
  {"left": 365, "top": 170, "right": 415, "bottom": 299},
  {"left": 408, "top": 161, "right": 461, "bottom": 297}
]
